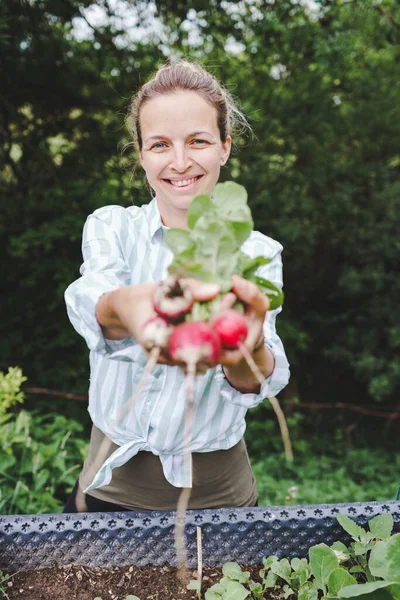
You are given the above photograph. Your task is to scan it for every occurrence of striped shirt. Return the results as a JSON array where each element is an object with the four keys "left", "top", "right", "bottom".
[{"left": 64, "top": 198, "right": 290, "bottom": 492}]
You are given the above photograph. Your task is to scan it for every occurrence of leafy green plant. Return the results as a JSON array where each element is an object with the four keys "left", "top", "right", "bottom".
[
  {"left": 0, "top": 366, "right": 26, "bottom": 417},
  {"left": 0, "top": 367, "right": 88, "bottom": 514},
  {"left": 203, "top": 562, "right": 251, "bottom": 600},
  {"left": 0, "top": 569, "right": 12, "bottom": 600},
  {"left": 165, "top": 181, "right": 284, "bottom": 319},
  {"left": 194, "top": 513, "right": 399, "bottom": 600},
  {"left": 250, "top": 439, "right": 399, "bottom": 506}
]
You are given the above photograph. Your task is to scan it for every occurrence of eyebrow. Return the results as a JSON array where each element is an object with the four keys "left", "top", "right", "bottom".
[{"left": 145, "top": 131, "right": 214, "bottom": 143}]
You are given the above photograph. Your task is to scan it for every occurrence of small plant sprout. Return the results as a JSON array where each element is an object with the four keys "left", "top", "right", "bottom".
[
  {"left": 212, "top": 310, "right": 293, "bottom": 463},
  {"left": 168, "top": 321, "right": 221, "bottom": 580},
  {"left": 153, "top": 275, "right": 194, "bottom": 323}
]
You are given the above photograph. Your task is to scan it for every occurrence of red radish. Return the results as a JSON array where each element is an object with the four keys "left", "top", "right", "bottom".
[
  {"left": 142, "top": 315, "right": 174, "bottom": 351},
  {"left": 168, "top": 321, "right": 221, "bottom": 578},
  {"left": 212, "top": 310, "right": 293, "bottom": 463},
  {"left": 212, "top": 310, "right": 248, "bottom": 349},
  {"left": 169, "top": 321, "right": 221, "bottom": 368},
  {"left": 153, "top": 275, "right": 194, "bottom": 323}
]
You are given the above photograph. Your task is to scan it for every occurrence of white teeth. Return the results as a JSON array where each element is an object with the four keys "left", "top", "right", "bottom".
[{"left": 169, "top": 177, "right": 198, "bottom": 187}]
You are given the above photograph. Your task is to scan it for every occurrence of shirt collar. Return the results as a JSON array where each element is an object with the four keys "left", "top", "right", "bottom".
[{"left": 145, "top": 197, "right": 169, "bottom": 239}]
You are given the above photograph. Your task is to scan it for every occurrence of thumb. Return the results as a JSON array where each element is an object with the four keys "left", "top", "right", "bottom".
[
  {"left": 184, "top": 278, "right": 220, "bottom": 301},
  {"left": 231, "top": 275, "right": 270, "bottom": 312}
]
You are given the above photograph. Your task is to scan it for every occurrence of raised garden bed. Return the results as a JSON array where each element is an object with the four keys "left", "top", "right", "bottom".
[{"left": 1, "top": 500, "right": 399, "bottom": 599}]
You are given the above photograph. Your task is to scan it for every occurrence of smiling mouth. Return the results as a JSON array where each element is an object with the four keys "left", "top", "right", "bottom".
[{"left": 163, "top": 175, "right": 203, "bottom": 188}]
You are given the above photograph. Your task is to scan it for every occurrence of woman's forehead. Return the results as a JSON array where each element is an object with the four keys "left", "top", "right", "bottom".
[{"left": 140, "top": 91, "right": 219, "bottom": 139}]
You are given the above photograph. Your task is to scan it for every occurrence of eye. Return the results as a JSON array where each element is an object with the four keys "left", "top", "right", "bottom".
[
  {"left": 191, "top": 139, "right": 208, "bottom": 146},
  {"left": 151, "top": 142, "right": 167, "bottom": 150}
]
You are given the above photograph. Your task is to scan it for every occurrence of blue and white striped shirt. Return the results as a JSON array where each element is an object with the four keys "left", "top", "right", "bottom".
[{"left": 64, "top": 198, "right": 290, "bottom": 491}]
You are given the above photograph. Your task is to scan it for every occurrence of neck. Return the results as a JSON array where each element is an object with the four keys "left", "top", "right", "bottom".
[{"left": 156, "top": 198, "right": 190, "bottom": 230}]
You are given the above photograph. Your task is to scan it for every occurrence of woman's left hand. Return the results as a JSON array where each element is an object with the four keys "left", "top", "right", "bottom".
[{"left": 218, "top": 274, "right": 269, "bottom": 366}]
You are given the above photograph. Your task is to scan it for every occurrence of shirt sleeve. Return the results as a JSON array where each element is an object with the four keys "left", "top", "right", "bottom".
[
  {"left": 64, "top": 208, "right": 140, "bottom": 359},
  {"left": 213, "top": 237, "right": 290, "bottom": 408}
]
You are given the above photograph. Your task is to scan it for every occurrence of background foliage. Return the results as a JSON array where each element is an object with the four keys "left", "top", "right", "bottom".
[
  {"left": 0, "top": 0, "right": 399, "bottom": 513},
  {"left": 0, "top": 369, "right": 397, "bottom": 515}
]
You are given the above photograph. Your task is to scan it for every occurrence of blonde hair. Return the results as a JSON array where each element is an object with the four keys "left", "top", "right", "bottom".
[{"left": 126, "top": 60, "right": 251, "bottom": 151}]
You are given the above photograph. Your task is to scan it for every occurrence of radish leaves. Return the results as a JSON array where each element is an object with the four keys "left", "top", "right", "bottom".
[{"left": 165, "top": 181, "right": 284, "bottom": 309}]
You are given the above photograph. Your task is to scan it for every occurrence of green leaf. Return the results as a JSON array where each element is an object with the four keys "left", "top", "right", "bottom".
[
  {"left": 299, "top": 581, "right": 319, "bottom": 600},
  {"left": 187, "top": 193, "right": 213, "bottom": 229},
  {"left": 187, "top": 579, "right": 201, "bottom": 591},
  {"left": 239, "top": 253, "right": 272, "bottom": 280},
  {"left": 249, "top": 582, "right": 264, "bottom": 598},
  {"left": 339, "top": 581, "right": 397, "bottom": 598},
  {"left": 212, "top": 182, "right": 253, "bottom": 245},
  {"left": 369, "top": 514, "right": 393, "bottom": 540},
  {"left": 386, "top": 534, "right": 400, "bottom": 582},
  {"left": 353, "top": 541, "right": 373, "bottom": 556},
  {"left": 283, "top": 584, "right": 295, "bottom": 598},
  {"left": 263, "top": 570, "right": 278, "bottom": 588},
  {"left": 309, "top": 544, "right": 339, "bottom": 590},
  {"left": 213, "top": 181, "right": 248, "bottom": 207},
  {"left": 271, "top": 558, "right": 292, "bottom": 585},
  {"left": 369, "top": 539, "right": 389, "bottom": 579},
  {"left": 223, "top": 581, "right": 250, "bottom": 600},
  {"left": 291, "top": 557, "right": 302, "bottom": 571},
  {"left": 227, "top": 220, "right": 253, "bottom": 246},
  {"left": 222, "top": 562, "right": 250, "bottom": 584},
  {"left": 205, "top": 591, "right": 222, "bottom": 600},
  {"left": 262, "top": 555, "right": 279, "bottom": 569},
  {"left": 125, "top": 596, "right": 141, "bottom": 600},
  {"left": 192, "top": 221, "right": 239, "bottom": 290},
  {"left": 292, "top": 557, "right": 309, "bottom": 573},
  {"left": 328, "top": 568, "right": 357, "bottom": 596},
  {"left": 209, "top": 583, "right": 226, "bottom": 594},
  {"left": 349, "top": 566, "right": 365, "bottom": 574},
  {"left": 164, "top": 228, "right": 195, "bottom": 255},
  {"left": 388, "top": 584, "right": 400, "bottom": 600},
  {"left": 253, "top": 276, "right": 284, "bottom": 310},
  {"left": 331, "top": 541, "right": 351, "bottom": 561},
  {"left": 337, "top": 514, "right": 366, "bottom": 541}
]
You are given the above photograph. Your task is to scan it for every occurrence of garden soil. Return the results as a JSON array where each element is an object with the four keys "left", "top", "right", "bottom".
[{"left": 3, "top": 563, "right": 289, "bottom": 600}]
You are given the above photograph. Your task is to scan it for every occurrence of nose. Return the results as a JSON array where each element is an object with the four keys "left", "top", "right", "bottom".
[{"left": 171, "top": 144, "right": 193, "bottom": 173}]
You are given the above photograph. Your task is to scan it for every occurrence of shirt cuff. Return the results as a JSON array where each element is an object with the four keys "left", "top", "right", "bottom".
[
  {"left": 214, "top": 341, "right": 289, "bottom": 408},
  {"left": 72, "top": 285, "right": 137, "bottom": 358}
]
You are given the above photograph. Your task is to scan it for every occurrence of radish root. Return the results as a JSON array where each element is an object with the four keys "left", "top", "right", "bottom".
[
  {"left": 197, "top": 526, "right": 203, "bottom": 596},
  {"left": 175, "top": 360, "right": 196, "bottom": 583},
  {"left": 238, "top": 342, "right": 293, "bottom": 463}
]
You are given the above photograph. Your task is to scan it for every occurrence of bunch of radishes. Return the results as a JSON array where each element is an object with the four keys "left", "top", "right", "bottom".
[
  {"left": 144, "top": 274, "right": 247, "bottom": 372},
  {"left": 142, "top": 272, "right": 291, "bottom": 452}
]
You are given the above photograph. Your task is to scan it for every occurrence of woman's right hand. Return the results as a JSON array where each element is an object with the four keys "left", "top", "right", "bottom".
[
  {"left": 95, "top": 280, "right": 221, "bottom": 363},
  {"left": 95, "top": 283, "right": 158, "bottom": 343}
]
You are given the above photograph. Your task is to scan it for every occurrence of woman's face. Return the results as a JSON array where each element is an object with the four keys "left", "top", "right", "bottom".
[{"left": 139, "top": 90, "right": 231, "bottom": 227}]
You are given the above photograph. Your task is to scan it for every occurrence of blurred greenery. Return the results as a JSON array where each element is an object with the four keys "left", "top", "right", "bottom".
[
  {"left": 253, "top": 447, "right": 399, "bottom": 506},
  {"left": 0, "top": 368, "right": 397, "bottom": 515},
  {"left": 1, "top": 0, "right": 399, "bottom": 458},
  {"left": 245, "top": 405, "right": 399, "bottom": 505},
  {"left": 0, "top": 367, "right": 88, "bottom": 514}
]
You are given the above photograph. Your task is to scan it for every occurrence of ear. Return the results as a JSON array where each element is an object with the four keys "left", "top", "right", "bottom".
[
  {"left": 220, "top": 135, "right": 232, "bottom": 165},
  {"left": 138, "top": 149, "right": 144, "bottom": 167}
]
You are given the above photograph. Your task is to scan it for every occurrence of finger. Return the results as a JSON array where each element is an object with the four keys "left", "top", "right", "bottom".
[
  {"left": 184, "top": 278, "right": 220, "bottom": 301},
  {"left": 231, "top": 275, "right": 270, "bottom": 313},
  {"left": 220, "top": 292, "right": 237, "bottom": 311}
]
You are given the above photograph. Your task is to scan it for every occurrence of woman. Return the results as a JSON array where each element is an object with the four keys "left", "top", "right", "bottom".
[{"left": 64, "top": 60, "right": 290, "bottom": 513}]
